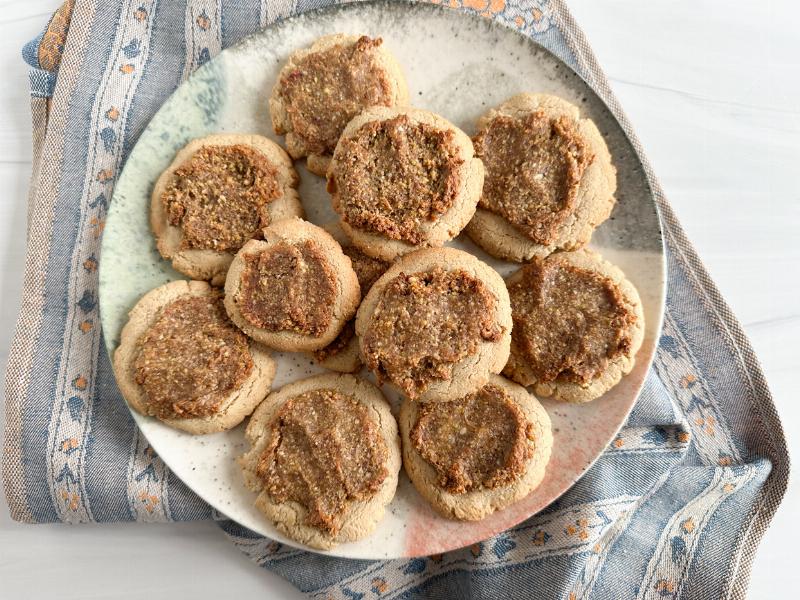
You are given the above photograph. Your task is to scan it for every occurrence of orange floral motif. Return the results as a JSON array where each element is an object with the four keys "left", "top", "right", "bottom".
[
  {"left": 680, "top": 373, "right": 697, "bottom": 388},
  {"left": 90, "top": 216, "right": 105, "bottom": 238},
  {"left": 593, "top": 543, "right": 602, "bottom": 553},
  {"left": 61, "top": 438, "right": 79, "bottom": 452},
  {"left": 532, "top": 7, "right": 543, "bottom": 22},
  {"left": 532, "top": 530, "right": 548, "bottom": 546},
  {"left": 371, "top": 577, "right": 389, "bottom": 594},
  {"left": 73, "top": 375, "right": 88, "bottom": 390},
  {"left": 677, "top": 431, "right": 691, "bottom": 443},
  {"left": 96, "top": 169, "right": 114, "bottom": 182},
  {"left": 655, "top": 580, "right": 675, "bottom": 594},
  {"left": 119, "top": 63, "right": 135, "bottom": 74},
  {"left": 139, "top": 491, "right": 159, "bottom": 513},
  {"left": 61, "top": 489, "right": 80, "bottom": 511},
  {"left": 694, "top": 415, "right": 716, "bottom": 436},
  {"left": 105, "top": 107, "right": 120, "bottom": 121},
  {"left": 614, "top": 437, "right": 624, "bottom": 448},
  {"left": 79, "top": 320, "right": 93, "bottom": 333},
  {"left": 196, "top": 13, "right": 211, "bottom": 30},
  {"left": 470, "top": 543, "right": 481, "bottom": 557},
  {"left": 723, "top": 483, "right": 736, "bottom": 493},
  {"left": 681, "top": 518, "right": 695, "bottom": 533},
  {"left": 565, "top": 524, "right": 577, "bottom": 536},
  {"left": 134, "top": 7, "right": 148, "bottom": 22},
  {"left": 83, "top": 257, "right": 98, "bottom": 272}
]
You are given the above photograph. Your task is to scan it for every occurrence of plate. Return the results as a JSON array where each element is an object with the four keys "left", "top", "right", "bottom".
[{"left": 99, "top": 0, "right": 665, "bottom": 559}]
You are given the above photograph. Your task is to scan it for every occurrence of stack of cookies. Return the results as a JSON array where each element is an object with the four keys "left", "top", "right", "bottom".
[{"left": 112, "top": 34, "right": 644, "bottom": 550}]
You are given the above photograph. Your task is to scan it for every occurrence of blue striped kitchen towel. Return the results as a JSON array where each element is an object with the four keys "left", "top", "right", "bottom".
[{"left": 2, "top": 1, "right": 789, "bottom": 598}]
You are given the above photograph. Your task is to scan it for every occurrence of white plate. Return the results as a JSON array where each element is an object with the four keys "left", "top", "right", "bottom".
[{"left": 99, "top": 1, "right": 664, "bottom": 559}]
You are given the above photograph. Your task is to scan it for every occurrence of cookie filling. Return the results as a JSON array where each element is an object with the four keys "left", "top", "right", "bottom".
[
  {"left": 256, "top": 389, "right": 389, "bottom": 535},
  {"left": 411, "top": 384, "right": 535, "bottom": 494},
  {"left": 313, "top": 321, "right": 356, "bottom": 363},
  {"left": 508, "top": 259, "right": 636, "bottom": 385},
  {"left": 474, "top": 112, "right": 594, "bottom": 244},
  {"left": 277, "top": 36, "right": 394, "bottom": 155},
  {"left": 362, "top": 267, "right": 503, "bottom": 398},
  {"left": 162, "top": 144, "right": 282, "bottom": 252},
  {"left": 329, "top": 115, "right": 464, "bottom": 244},
  {"left": 134, "top": 293, "right": 253, "bottom": 419},
  {"left": 344, "top": 245, "right": 391, "bottom": 292},
  {"left": 314, "top": 247, "right": 390, "bottom": 363},
  {"left": 238, "top": 240, "right": 337, "bottom": 336}
]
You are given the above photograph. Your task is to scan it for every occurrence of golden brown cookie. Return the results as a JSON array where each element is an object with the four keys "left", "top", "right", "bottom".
[
  {"left": 310, "top": 222, "right": 393, "bottom": 373},
  {"left": 504, "top": 248, "right": 645, "bottom": 402},
  {"left": 466, "top": 93, "right": 616, "bottom": 262},
  {"left": 151, "top": 134, "right": 303, "bottom": 286},
  {"left": 270, "top": 34, "right": 409, "bottom": 176},
  {"left": 224, "top": 218, "right": 360, "bottom": 352},
  {"left": 239, "top": 373, "right": 401, "bottom": 550},
  {"left": 356, "top": 247, "right": 511, "bottom": 402},
  {"left": 328, "top": 106, "right": 484, "bottom": 261},
  {"left": 113, "top": 280, "right": 276, "bottom": 434},
  {"left": 400, "top": 374, "right": 552, "bottom": 520}
]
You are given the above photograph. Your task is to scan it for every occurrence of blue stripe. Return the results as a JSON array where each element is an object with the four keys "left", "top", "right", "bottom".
[
  {"left": 82, "top": 345, "right": 136, "bottom": 521},
  {"left": 221, "top": 0, "right": 261, "bottom": 49},
  {"left": 588, "top": 466, "right": 716, "bottom": 599}
]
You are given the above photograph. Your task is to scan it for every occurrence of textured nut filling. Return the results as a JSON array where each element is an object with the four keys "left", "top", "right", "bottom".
[
  {"left": 313, "top": 246, "right": 390, "bottom": 363},
  {"left": 238, "top": 240, "right": 338, "bottom": 336},
  {"left": 411, "top": 384, "right": 535, "bottom": 494},
  {"left": 508, "top": 259, "right": 637, "bottom": 385},
  {"left": 134, "top": 293, "right": 253, "bottom": 419},
  {"left": 362, "top": 267, "right": 503, "bottom": 399},
  {"left": 277, "top": 36, "right": 394, "bottom": 156},
  {"left": 257, "top": 389, "right": 389, "bottom": 535},
  {"left": 474, "top": 112, "right": 594, "bottom": 244},
  {"left": 162, "top": 144, "right": 282, "bottom": 252},
  {"left": 329, "top": 115, "right": 464, "bottom": 244}
]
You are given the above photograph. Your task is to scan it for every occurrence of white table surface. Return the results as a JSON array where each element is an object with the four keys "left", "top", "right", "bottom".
[{"left": 1, "top": 1, "right": 797, "bottom": 598}]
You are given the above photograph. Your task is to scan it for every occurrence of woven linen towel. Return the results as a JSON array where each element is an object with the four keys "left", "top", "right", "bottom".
[{"left": 2, "top": 1, "right": 789, "bottom": 598}]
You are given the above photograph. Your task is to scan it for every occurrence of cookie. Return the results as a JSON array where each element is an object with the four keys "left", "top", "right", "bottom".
[
  {"left": 356, "top": 247, "right": 511, "bottom": 402},
  {"left": 224, "top": 217, "right": 360, "bottom": 352},
  {"left": 270, "top": 34, "right": 409, "bottom": 176},
  {"left": 113, "top": 280, "right": 276, "bottom": 434},
  {"left": 239, "top": 373, "right": 401, "bottom": 550},
  {"left": 328, "top": 106, "right": 484, "bottom": 261},
  {"left": 400, "top": 374, "right": 552, "bottom": 521},
  {"left": 466, "top": 93, "right": 616, "bottom": 262},
  {"left": 151, "top": 134, "right": 303, "bottom": 286},
  {"left": 503, "top": 248, "right": 645, "bottom": 402},
  {"left": 310, "top": 222, "right": 393, "bottom": 373}
]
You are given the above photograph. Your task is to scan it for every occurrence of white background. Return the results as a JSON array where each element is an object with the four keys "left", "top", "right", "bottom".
[{"left": 0, "top": 1, "right": 797, "bottom": 598}]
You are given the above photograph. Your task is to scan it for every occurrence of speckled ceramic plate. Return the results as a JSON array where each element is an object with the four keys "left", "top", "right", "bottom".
[{"left": 99, "top": 1, "right": 664, "bottom": 559}]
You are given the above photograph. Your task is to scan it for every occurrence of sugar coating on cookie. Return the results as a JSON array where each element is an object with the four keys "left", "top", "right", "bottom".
[
  {"left": 151, "top": 134, "right": 303, "bottom": 286},
  {"left": 356, "top": 247, "right": 511, "bottom": 403},
  {"left": 503, "top": 249, "right": 645, "bottom": 403},
  {"left": 113, "top": 280, "right": 276, "bottom": 434},
  {"left": 400, "top": 374, "right": 552, "bottom": 521},
  {"left": 239, "top": 373, "right": 401, "bottom": 550},
  {"left": 270, "top": 34, "right": 409, "bottom": 176},
  {"left": 467, "top": 93, "right": 616, "bottom": 262},
  {"left": 312, "top": 223, "right": 393, "bottom": 373},
  {"left": 329, "top": 106, "right": 484, "bottom": 261},
  {"left": 224, "top": 218, "right": 360, "bottom": 352}
]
